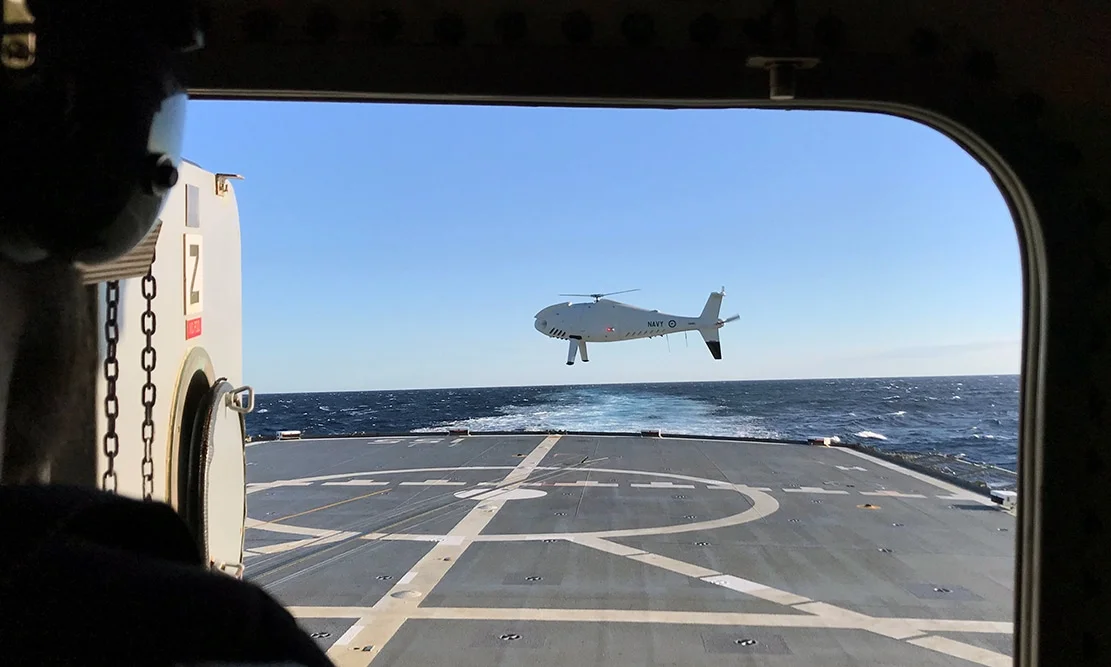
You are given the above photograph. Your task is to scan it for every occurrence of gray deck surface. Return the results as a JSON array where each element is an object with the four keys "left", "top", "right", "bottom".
[{"left": 243, "top": 434, "right": 1014, "bottom": 667}]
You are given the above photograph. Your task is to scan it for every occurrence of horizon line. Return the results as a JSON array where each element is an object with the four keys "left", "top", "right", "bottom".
[{"left": 256, "top": 372, "right": 1020, "bottom": 396}]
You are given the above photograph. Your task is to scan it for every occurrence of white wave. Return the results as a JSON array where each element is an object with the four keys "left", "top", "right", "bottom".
[
  {"left": 256, "top": 408, "right": 269, "bottom": 414},
  {"left": 855, "top": 430, "right": 889, "bottom": 441},
  {"left": 890, "top": 411, "right": 906, "bottom": 416},
  {"left": 412, "top": 388, "right": 782, "bottom": 440}
]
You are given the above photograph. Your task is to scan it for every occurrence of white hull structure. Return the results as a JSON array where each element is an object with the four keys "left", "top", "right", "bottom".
[{"left": 81, "top": 161, "right": 252, "bottom": 579}]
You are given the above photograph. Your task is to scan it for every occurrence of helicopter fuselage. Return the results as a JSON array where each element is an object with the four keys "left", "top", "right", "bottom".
[
  {"left": 534, "top": 290, "right": 734, "bottom": 364},
  {"left": 533, "top": 299, "right": 707, "bottom": 343}
]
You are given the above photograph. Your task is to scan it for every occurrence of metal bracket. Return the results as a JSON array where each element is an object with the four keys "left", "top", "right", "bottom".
[
  {"left": 1, "top": 0, "right": 35, "bottom": 70},
  {"left": 211, "top": 559, "right": 245, "bottom": 579},
  {"left": 215, "top": 173, "right": 244, "bottom": 196},
  {"left": 746, "top": 57, "right": 821, "bottom": 101},
  {"left": 226, "top": 385, "right": 255, "bottom": 414}
]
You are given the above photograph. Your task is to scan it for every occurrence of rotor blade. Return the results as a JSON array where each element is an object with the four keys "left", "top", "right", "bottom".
[
  {"left": 721, "top": 314, "right": 740, "bottom": 324},
  {"left": 558, "top": 289, "right": 640, "bottom": 300},
  {"left": 600, "top": 289, "right": 640, "bottom": 298}
]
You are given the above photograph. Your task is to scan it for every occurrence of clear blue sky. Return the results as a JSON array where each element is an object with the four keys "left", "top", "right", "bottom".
[{"left": 183, "top": 102, "right": 1021, "bottom": 392}]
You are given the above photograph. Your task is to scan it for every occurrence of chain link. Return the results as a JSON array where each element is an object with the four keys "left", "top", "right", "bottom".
[
  {"left": 140, "top": 255, "right": 158, "bottom": 501},
  {"left": 101, "top": 281, "right": 121, "bottom": 493}
]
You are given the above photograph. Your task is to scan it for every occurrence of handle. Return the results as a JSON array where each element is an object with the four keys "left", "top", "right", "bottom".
[{"left": 226, "top": 385, "right": 255, "bottom": 414}]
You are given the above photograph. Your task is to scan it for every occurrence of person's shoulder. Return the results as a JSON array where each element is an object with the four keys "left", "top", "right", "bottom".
[
  {"left": 0, "top": 483, "right": 202, "bottom": 564},
  {"left": 0, "top": 485, "right": 335, "bottom": 667}
]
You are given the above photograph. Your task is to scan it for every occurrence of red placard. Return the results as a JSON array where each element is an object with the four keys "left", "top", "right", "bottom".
[{"left": 185, "top": 317, "right": 202, "bottom": 340}]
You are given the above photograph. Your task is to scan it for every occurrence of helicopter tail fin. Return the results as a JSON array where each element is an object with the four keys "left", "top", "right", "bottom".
[
  {"left": 699, "top": 290, "right": 723, "bottom": 324},
  {"left": 698, "top": 327, "right": 723, "bottom": 360}
]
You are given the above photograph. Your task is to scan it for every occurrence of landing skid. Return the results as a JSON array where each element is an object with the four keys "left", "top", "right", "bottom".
[{"left": 566, "top": 338, "right": 589, "bottom": 365}]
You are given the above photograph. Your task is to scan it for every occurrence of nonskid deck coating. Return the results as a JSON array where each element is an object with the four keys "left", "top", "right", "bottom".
[{"left": 244, "top": 434, "right": 1015, "bottom": 667}]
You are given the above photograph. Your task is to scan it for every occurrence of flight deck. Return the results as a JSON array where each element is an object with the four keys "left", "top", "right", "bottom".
[{"left": 243, "top": 434, "right": 1014, "bottom": 667}]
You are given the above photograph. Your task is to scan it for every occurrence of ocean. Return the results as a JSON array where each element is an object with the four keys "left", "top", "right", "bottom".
[{"left": 245, "top": 375, "right": 1020, "bottom": 477}]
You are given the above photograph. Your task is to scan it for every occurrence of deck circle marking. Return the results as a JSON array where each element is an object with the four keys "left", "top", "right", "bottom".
[{"left": 247, "top": 465, "right": 779, "bottom": 542}]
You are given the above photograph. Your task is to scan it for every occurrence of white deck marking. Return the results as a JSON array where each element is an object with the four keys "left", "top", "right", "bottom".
[
  {"left": 246, "top": 466, "right": 785, "bottom": 498},
  {"left": 453, "top": 487, "right": 547, "bottom": 501},
  {"left": 247, "top": 456, "right": 1004, "bottom": 568},
  {"left": 333, "top": 623, "right": 365, "bottom": 647},
  {"left": 249, "top": 465, "right": 781, "bottom": 545},
  {"left": 566, "top": 536, "right": 645, "bottom": 557},
  {"left": 327, "top": 435, "right": 561, "bottom": 667},
  {"left": 246, "top": 481, "right": 313, "bottom": 495},
  {"left": 571, "top": 534, "right": 1010, "bottom": 666},
  {"left": 396, "top": 571, "right": 417, "bottom": 585},
  {"left": 288, "top": 605, "right": 1013, "bottom": 635},
  {"left": 453, "top": 488, "right": 487, "bottom": 499},
  {"left": 860, "top": 490, "right": 928, "bottom": 498},
  {"left": 470, "top": 487, "right": 779, "bottom": 542},
  {"left": 247, "top": 466, "right": 516, "bottom": 487},
  {"left": 793, "top": 601, "right": 924, "bottom": 639},
  {"left": 907, "top": 635, "right": 1012, "bottom": 667},
  {"left": 251, "top": 530, "right": 360, "bottom": 555},
  {"left": 298, "top": 475, "right": 959, "bottom": 499},
  {"left": 836, "top": 447, "right": 998, "bottom": 506},
  {"left": 628, "top": 553, "right": 720, "bottom": 578},
  {"left": 360, "top": 533, "right": 466, "bottom": 545},
  {"left": 246, "top": 518, "right": 338, "bottom": 537},
  {"left": 702, "top": 575, "right": 812, "bottom": 605},
  {"left": 449, "top": 438, "right": 464, "bottom": 446},
  {"left": 707, "top": 483, "right": 773, "bottom": 491},
  {"left": 836, "top": 465, "right": 867, "bottom": 471},
  {"left": 784, "top": 486, "right": 850, "bottom": 495}
]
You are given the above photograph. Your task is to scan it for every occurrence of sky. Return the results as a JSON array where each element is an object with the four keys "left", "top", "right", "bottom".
[{"left": 182, "top": 102, "right": 1022, "bottom": 392}]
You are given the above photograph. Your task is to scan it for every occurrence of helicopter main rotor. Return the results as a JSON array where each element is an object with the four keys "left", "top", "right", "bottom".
[{"left": 559, "top": 289, "right": 640, "bottom": 303}]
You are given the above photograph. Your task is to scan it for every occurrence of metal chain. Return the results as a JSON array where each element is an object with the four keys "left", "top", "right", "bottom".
[
  {"left": 140, "top": 255, "right": 158, "bottom": 501},
  {"left": 101, "top": 281, "right": 121, "bottom": 493}
]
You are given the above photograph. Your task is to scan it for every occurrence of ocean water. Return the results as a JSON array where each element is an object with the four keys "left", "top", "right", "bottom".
[{"left": 246, "top": 375, "right": 1020, "bottom": 471}]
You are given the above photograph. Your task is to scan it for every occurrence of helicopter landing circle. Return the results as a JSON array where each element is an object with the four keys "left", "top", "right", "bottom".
[{"left": 246, "top": 465, "right": 779, "bottom": 543}]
